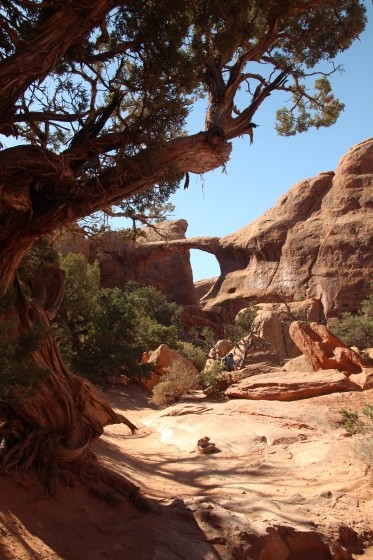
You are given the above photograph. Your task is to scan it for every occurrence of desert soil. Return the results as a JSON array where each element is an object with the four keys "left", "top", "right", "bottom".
[{"left": 1, "top": 383, "right": 373, "bottom": 560}]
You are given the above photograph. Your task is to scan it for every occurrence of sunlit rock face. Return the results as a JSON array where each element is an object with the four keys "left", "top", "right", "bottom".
[
  {"left": 201, "top": 138, "right": 373, "bottom": 322},
  {"left": 56, "top": 219, "right": 195, "bottom": 306},
  {"left": 56, "top": 139, "right": 373, "bottom": 335}
]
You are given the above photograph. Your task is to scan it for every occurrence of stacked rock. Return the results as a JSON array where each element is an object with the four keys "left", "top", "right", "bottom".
[{"left": 197, "top": 436, "right": 216, "bottom": 454}]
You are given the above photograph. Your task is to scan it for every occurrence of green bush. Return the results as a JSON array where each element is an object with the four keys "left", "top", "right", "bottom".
[
  {"left": 340, "top": 409, "right": 363, "bottom": 434},
  {"left": 340, "top": 405, "right": 373, "bottom": 481},
  {"left": 332, "top": 282, "right": 373, "bottom": 349},
  {"left": 176, "top": 341, "right": 207, "bottom": 372},
  {"left": 151, "top": 358, "right": 199, "bottom": 407},
  {"left": 53, "top": 254, "right": 183, "bottom": 385},
  {"left": 199, "top": 360, "right": 226, "bottom": 392}
]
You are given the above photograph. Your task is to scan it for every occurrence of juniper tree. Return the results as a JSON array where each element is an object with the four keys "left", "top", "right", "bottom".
[{"left": 0, "top": 0, "right": 367, "bottom": 496}]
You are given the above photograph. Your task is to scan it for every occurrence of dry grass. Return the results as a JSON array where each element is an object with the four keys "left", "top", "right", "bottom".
[{"left": 151, "top": 358, "right": 199, "bottom": 407}]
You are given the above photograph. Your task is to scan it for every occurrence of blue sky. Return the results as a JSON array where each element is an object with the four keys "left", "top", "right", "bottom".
[{"left": 171, "top": 1, "right": 373, "bottom": 281}]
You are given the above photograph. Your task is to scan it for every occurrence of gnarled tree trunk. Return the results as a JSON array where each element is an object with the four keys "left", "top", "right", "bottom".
[
  {"left": 0, "top": 262, "right": 141, "bottom": 501},
  {"left": 0, "top": 114, "right": 235, "bottom": 498}
]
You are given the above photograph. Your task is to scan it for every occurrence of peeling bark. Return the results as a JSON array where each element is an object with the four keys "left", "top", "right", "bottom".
[{"left": 0, "top": 269, "right": 138, "bottom": 498}]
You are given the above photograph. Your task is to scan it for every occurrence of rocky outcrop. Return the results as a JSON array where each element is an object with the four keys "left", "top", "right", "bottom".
[
  {"left": 137, "top": 139, "right": 372, "bottom": 327},
  {"left": 140, "top": 344, "right": 199, "bottom": 390},
  {"left": 289, "top": 321, "right": 370, "bottom": 374},
  {"left": 225, "top": 369, "right": 365, "bottom": 401},
  {"left": 194, "top": 277, "right": 218, "bottom": 303},
  {"left": 55, "top": 220, "right": 196, "bottom": 305},
  {"left": 282, "top": 354, "right": 314, "bottom": 373},
  {"left": 200, "top": 138, "right": 373, "bottom": 321},
  {"left": 56, "top": 139, "right": 373, "bottom": 334},
  {"left": 253, "top": 299, "right": 323, "bottom": 358}
]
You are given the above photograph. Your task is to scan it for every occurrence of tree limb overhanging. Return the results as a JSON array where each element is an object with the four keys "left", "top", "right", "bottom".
[
  {"left": 0, "top": 0, "right": 367, "bottom": 492},
  {"left": 0, "top": 1, "right": 367, "bottom": 277}
]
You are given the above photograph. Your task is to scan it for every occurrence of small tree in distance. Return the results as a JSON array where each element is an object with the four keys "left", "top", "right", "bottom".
[
  {"left": 224, "top": 304, "right": 258, "bottom": 368},
  {"left": 332, "top": 281, "right": 373, "bottom": 351}
]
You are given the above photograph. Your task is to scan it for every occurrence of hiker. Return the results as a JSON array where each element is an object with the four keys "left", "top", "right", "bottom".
[{"left": 222, "top": 353, "right": 236, "bottom": 372}]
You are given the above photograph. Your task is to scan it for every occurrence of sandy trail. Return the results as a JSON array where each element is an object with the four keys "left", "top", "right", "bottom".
[{"left": 1, "top": 383, "right": 373, "bottom": 559}]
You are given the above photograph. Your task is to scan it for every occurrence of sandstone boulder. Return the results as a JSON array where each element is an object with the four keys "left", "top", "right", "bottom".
[
  {"left": 214, "top": 339, "right": 234, "bottom": 358},
  {"left": 254, "top": 299, "right": 323, "bottom": 359},
  {"left": 231, "top": 334, "right": 283, "bottom": 368},
  {"left": 225, "top": 369, "right": 362, "bottom": 401},
  {"left": 228, "top": 362, "right": 280, "bottom": 383},
  {"left": 289, "top": 321, "right": 370, "bottom": 374},
  {"left": 283, "top": 355, "right": 314, "bottom": 373},
  {"left": 141, "top": 344, "right": 199, "bottom": 390},
  {"left": 348, "top": 368, "right": 373, "bottom": 390}
]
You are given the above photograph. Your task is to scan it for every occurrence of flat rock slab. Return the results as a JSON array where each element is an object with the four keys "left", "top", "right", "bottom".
[
  {"left": 141, "top": 398, "right": 334, "bottom": 453},
  {"left": 225, "top": 369, "right": 361, "bottom": 400},
  {"left": 136, "top": 390, "right": 373, "bottom": 558}
]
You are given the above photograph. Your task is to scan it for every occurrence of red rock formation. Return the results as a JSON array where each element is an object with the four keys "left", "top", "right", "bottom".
[
  {"left": 140, "top": 344, "right": 199, "bottom": 390},
  {"left": 201, "top": 138, "right": 373, "bottom": 321},
  {"left": 225, "top": 369, "right": 362, "bottom": 401},
  {"left": 55, "top": 220, "right": 195, "bottom": 305},
  {"left": 289, "top": 321, "right": 370, "bottom": 374},
  {"left": 55, "top": 139, "right": 373, "bottom": 341},
  {"left": 194, "top": 277, "right": 218, "bottom": 303}
]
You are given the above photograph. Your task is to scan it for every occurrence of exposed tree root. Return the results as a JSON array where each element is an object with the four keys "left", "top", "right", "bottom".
[{"left": 0, "top": 266, "right": 145, "bottom": 508}]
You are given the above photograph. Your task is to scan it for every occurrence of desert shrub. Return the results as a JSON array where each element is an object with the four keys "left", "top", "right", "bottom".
[
  {"left": 151, "top": 358, "right": 199, "bottom": 407},
  {"left": 340, "top": 409, "right": 363, "bottom": 434},
  {"left": 332, "top": 282, "right": 373, "bottom": 349},
  {"left": 53, "top": 254, "right": 182, "bottom": 385},
  {"left": 199, "top": 360, "right": 226, "bottom": 392},
  {"left": 333, "top": 314, "right": 373, "bottom": 349},
  {"left": 340, "top": 405, "right": 373, "bottom": 481},
  {"left": 176, "top": 341, "right": 207, "bottom": 372}
]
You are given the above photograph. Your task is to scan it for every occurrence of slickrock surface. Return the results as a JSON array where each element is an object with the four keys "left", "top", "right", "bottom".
[{"left": 1, "top": 383, "right": 373, "bottom": 559}]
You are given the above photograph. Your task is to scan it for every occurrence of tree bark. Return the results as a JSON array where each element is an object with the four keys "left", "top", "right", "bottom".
[{"left": 0, "top": 265, "right": 140, "bottom": 501}]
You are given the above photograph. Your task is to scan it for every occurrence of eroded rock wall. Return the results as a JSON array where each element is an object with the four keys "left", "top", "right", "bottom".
[
  {"left": 56, "top": 139, "right": 373, "bottom": 330},
  {"left": 55, "top": 220, "right": 195, "bottom": 305},
  {"left": 201, "top": 138, "right": 373, "bottom": 321}
]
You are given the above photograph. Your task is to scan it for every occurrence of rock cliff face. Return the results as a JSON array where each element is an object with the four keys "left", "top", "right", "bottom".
[
  {"left": 56, "top": 220, "right": 196, "bottom": 305},
  {"left": 57, "top": 138, "right": 373, "bottom": 328},
  {"left": 200, "top": 137, "right": 373, "bottom": 321}
]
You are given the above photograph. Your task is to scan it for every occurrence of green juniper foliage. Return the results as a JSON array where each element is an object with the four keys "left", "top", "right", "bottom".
[
  {"left": 54, "top": 255, "right": 183, "bottom": 385},
  {"left": 340, "top": 405, "right": 373, "bottom": 481}
]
